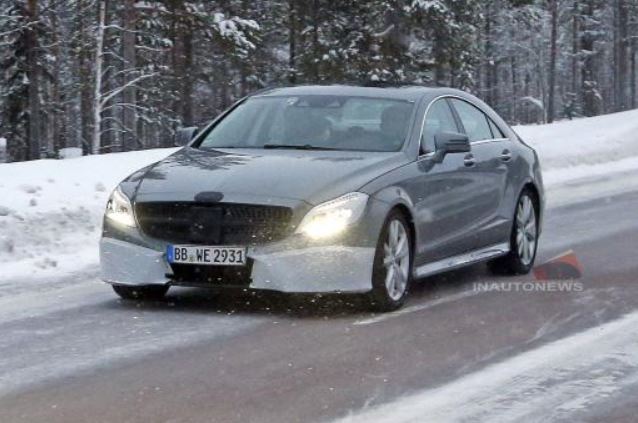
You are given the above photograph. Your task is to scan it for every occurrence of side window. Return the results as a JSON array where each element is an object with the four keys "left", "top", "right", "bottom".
[
  {"left": 487, "top": 117, "right": 505, "bottom": 139},
  {"left": 450, "top": 99, "right": 493, "bottom": 142},
  {"left": 421, "top": 99, "right": 459, "bottom": 153}
]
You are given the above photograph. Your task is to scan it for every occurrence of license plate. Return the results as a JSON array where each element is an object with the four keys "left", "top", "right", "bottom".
[{"left": 167, "top": 245, "right": 247, "bottom": 266}]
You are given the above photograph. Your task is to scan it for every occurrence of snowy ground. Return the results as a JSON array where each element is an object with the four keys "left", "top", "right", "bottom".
[
  {"left": 1, "top": 110, "right": 638, "bottom": 285},
  {"left": 0, "top": 148, "right": 177, "bottom": 285},
  {"left": 514, "top": 110, "right": 638, "bottom": 194}
]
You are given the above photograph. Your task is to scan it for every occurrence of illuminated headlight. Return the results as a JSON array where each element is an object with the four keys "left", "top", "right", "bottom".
[
  {"left": 296, "top": 192, "right": 369, "bottom": 239},
  {"left": 105, "top": 186, "right": 136, "bottom": 227}
]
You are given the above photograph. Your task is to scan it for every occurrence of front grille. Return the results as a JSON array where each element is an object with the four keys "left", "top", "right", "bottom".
[{"left": 135, "top": 202, "right": 294, "bottom": 246}]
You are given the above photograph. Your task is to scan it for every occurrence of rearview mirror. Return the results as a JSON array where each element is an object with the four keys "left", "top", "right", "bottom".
[
  {"left": 434, "top": 131, "right": 470, "bottom": 160},
  {"left": 174, "top": 127, "right": 199, "bottom": 147}
]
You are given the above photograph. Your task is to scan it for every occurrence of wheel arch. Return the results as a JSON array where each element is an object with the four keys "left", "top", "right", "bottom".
[
  {"left": 366, "top": 181, "right": 419, "bottom": 244},
  {"left": 390, "top": 203, "right": 417, "bottom": 247}
]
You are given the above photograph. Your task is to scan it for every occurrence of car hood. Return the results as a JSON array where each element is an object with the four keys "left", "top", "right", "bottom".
[{"left": 127, "top": 147, "right": 408, "bottom": 206}]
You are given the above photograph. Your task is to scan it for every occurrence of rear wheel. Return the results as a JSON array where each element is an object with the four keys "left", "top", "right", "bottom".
[
  {"left": 112, "top": 285, "right": 169, "bottom": 300},
  {"left": 488, "top": 190, "right": 539, "bottom": 275},
  {"left": 369, "top": 211, "right": 413, "bottom": 312}
]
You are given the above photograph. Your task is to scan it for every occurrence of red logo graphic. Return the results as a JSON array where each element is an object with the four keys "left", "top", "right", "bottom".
[{"left": 533, "top": 250, "right": 583, "bottom": 281}]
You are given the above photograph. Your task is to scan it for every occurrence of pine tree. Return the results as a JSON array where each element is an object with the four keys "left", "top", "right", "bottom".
[
  {"left": 579, "top": 0, "right": 604, "bottom": 117},
  {"left": 1, "top": 0, "right": 637, "bottom": 162},
  {"left": 0, "top": 2, "right": 30, "bottom": 161}
]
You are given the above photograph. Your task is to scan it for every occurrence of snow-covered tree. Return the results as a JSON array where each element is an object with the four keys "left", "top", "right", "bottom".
[{"left": 1, "top": 0, "right": 637, "bottom": 161}]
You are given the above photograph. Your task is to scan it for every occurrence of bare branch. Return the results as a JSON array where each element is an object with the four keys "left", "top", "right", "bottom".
[
  {"left": 0, "top": 20, "right": 42, "bottom": 38},
  {"left": 100, "top": 73, "right": 159, "bottom": 107}
]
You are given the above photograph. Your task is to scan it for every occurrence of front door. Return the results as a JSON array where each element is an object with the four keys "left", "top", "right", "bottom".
[{"left": 409, "top": 98, "right": 486, "bottom": 266}]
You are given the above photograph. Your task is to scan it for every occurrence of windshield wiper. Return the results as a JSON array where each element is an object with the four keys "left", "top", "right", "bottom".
[{"left": 262, "top": 144, "right": 338, "bottom": 151}]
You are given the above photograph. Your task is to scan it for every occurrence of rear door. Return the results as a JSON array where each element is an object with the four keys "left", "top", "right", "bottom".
[{"left": 448, "top": 98, "right": 512, "bottom": 250}]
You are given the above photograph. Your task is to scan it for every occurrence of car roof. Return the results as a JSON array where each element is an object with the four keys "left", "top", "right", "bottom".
[{"left": 253, "top": 85, "right": 467, "bottom": 102}]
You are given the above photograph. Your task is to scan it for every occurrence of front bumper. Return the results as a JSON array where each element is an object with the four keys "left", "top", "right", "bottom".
[{"left": 100, "top": 236, "right": 375, "bottom": 294}]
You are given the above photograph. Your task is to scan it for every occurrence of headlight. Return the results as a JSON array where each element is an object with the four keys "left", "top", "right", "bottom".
[
  {"left": 105, "top": 186, "right": 136, "bottom": 227},
  {"left": 296, "top": 192, "right": 369, "bottom": 239}
]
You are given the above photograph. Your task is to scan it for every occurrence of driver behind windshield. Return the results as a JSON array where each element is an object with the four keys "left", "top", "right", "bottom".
[
  {"left": 198, "top": 95, "right": 413, "bottom": 152},
  {"left": 380, "top": 104, "right": 412, "bottom": 149},
  {"left": 300, "top": 116, "right": 332, "bottom": 146}
]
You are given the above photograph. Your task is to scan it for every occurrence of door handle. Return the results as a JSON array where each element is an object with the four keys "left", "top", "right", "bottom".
[
  {"left": 464, "top": 154, "right": 476, "bottom": 167},
  {"left": 500, "top": 149, "right": 512, "bottom": 162}
]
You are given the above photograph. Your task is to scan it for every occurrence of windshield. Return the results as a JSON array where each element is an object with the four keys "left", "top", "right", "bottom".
[{"left": 198, "top": 95, "right": 415, "bottom": 152}]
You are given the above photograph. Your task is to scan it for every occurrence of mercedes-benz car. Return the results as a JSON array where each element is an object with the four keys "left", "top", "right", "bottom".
[{"left": 100, "top": 85, "right": 544, "bottom": 311}]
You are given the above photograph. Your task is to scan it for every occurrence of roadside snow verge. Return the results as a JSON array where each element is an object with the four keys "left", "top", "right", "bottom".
[
  {"left": 515, "top": 108, "right": 638, "bottom": 169},
  {"left": 515, "top": 110, "right": 638, "bottom": 206},
  {"left": 0, "top": 148, "right": 177, "bottom": 285}
]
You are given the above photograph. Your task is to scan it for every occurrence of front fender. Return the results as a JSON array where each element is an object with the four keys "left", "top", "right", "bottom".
[{"left": 365, "top": 185, "right": 418, "bottom": 245}]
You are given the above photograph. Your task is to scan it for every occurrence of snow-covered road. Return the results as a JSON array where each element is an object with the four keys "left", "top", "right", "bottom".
[
  {"left": 1, "top": 186, "right": 638, "bottom": 422},
  {"left": 338, "top": 301, "right": 638, "bottom": 423}
]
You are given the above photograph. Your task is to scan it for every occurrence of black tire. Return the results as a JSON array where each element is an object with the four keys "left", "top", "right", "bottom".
[
  {"left": 112, "top": 284, "right": 169, "bottom": 300},
  {"left": 488, "top": 189, "right": 539, "bottom": 275},
  {"left": 369, "top": 210, "right": 413, "bottom": 312}
]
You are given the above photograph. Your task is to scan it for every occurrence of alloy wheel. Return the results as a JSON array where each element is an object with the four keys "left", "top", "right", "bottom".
[
  {"left": 382, "top": 219, "right": 411, "bottom": 301},
  {"left": 516, "top": 195, "right": 537, "bottom": 266}
]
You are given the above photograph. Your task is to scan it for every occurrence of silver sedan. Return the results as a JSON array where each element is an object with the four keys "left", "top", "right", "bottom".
[{"left": 100, "top": 85, "right": 544, "bottom": 311}]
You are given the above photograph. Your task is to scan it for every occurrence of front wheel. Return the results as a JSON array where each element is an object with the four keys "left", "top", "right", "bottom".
[
  {"left": 369, "top": 211, "right": 413, "bottom": 312},
  {"left": 488, "top": 190, "right": 539, "bottom": 275},
  {"left": 112, "top": 284, "right": 169, "bottom": 300}
]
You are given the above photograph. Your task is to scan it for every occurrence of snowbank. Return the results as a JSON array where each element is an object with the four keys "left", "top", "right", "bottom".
[
  {"left": 0, "top": 148, "right": 177, "bottom": 282},
  {"left": 1, "top": 109, "right": 637, "bottom": 282},
  {"left": 515, "top": 109, "right": 638, "bottom": 170},
  {"left": 515, "top": 109, "right": 638, "bottom": 189}
]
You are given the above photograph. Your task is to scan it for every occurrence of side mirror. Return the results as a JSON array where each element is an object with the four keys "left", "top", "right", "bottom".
[
  {"left": 174, "top": 127, "right": 199, "bottom": 147},
  {"left": 434, "top": 131, "right": 470, "bottom": 161}
]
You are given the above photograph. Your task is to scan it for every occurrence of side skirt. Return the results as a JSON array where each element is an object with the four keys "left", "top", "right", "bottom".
[{"left": 413, "top": 242, "right": 510, "bottom": 279}]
